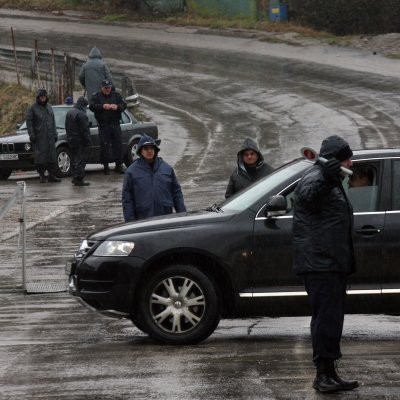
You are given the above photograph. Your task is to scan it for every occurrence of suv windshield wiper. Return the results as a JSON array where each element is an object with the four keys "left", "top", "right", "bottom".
[{"left": 205, "top": 203, "right": 223, "bottom": 213}]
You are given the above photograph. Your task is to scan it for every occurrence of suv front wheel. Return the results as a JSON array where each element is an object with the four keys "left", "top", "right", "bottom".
[{"left": 137, "top": 265, "right": 220, "bottom": 344}]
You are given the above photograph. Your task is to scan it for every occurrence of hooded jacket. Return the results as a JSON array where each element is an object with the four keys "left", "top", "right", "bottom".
[
  {"left": 225, "top": 138, "right": 274, "bottom": 198},
  {"left": 65, "top": 97, "right": 91, "bottom": 147},
  {"left": 122, "top": 134, "right": 186, "bottom": 221},
  {"left": 26, "top": 90, "right": 58, "bottom": 165},
  {"left": 292, "top": 135, "right": 355, "bottom": 275},
  {"left": 78, "top": 47, "right": 113, "bottom": 98}
]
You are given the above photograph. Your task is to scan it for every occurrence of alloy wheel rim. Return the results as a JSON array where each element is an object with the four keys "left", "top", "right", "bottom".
[{"left": 150, "top": 276, "right": 206, "bottom": 333}]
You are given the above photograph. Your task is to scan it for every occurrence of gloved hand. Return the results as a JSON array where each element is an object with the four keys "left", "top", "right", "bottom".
[{"left": 323, "top": 157, "right": 341, "bottom": 178}]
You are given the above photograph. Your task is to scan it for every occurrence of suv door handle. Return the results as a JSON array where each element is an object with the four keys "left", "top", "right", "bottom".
[{"left": 355, "top": 226, "right": 381, "bottom": 235}]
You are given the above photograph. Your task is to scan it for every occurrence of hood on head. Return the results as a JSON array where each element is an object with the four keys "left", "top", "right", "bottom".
[
  {"left": 88, "top": 47, "right": 102, "bottom": 59},
  {"left": 75, "top": 96, "right": 88, "bottom": 109},
  {"left": 137, "top": 134, "right": 160, "bottom": 155},
  {"left": 136, "top": 134, "right": 160, "bottom": 156},
  {"left": 36, "top": 88, "right": 48, "bottom": 104},
  {"left": 237, "top": 137, "right": 263, "bottom": 162},
  {"left": 319, "top": 135, "right": 353, "bottom": 161}
]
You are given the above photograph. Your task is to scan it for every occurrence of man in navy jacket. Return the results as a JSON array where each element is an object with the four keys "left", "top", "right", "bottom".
[{"left": 122, "top": 134, "right": 186, "bottom": 222}]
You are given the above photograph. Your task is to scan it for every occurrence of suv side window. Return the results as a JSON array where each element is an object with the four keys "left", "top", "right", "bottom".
[
  {"left": 344, "top": 162, "right": 380, "bottom": 212},
  {"left": 392, "top": 160, "right": 400, "bottom": 210}
]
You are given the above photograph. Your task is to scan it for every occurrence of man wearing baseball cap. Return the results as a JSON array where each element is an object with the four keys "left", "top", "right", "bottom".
[{"left": 89, "top": 79, "right": 127, "bottom": 175}]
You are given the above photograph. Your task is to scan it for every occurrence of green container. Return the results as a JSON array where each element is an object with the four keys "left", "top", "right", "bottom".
[{"left": 186, "top": 0, "right": 257, "bottom": 18}]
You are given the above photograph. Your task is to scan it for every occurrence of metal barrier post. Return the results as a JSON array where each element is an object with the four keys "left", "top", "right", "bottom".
[
  {"left": 0, "top": 181, "right": 27, "bottom": 290},
  {"left": 17, "top": 181, "right": 27, "bottom": 291}
]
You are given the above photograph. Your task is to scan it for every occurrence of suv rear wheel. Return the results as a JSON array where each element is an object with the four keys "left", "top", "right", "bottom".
[{"left": 137, "top": 265, "right": 220, "bottom": 344}]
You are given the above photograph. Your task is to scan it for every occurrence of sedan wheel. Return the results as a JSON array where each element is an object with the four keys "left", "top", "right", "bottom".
[
  {"left": 124, "top": 138, "right": 139, "bottom": 167},
  {"left": 0, "top": 168, "right": 12, "bottom": 180},
  {"left": 56, "top": 146, "right": 71, "bottom": 177},
  {"left": 138, "top": 265, "right": 220, "bottom": 344}
]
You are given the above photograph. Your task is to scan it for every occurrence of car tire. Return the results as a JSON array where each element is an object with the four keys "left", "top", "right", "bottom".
[
  {"left": 0, "top": 168, "right": 12, "bottom": 180},
  {"left": 124, "top": 138, "right": 140, "bottom": 167},
  {"left": 137, "top": 264, "right": 220, "bottom": 344},
  {"left": 55, "top": 146, "right": 71, "bottom": 177}
]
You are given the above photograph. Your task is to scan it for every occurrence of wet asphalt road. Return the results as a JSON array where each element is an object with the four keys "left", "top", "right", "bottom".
[{"left": 0, "top": 10, "right": 400, "bottom": 399}]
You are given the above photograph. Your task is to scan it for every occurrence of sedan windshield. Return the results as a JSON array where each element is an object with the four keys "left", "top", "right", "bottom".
[{"left": 220, "top": 159, "right": 311, "bottom": 212}]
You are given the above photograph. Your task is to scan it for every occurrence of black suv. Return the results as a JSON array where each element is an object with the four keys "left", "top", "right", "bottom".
[
  {"left": 0, "top": 105, "right": 158, "bottom": 180},
  {"left": 67, "top": 148, "right": 400, "bottom": 344}
]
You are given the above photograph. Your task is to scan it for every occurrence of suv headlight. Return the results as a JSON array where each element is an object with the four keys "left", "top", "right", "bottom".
[{"left": 93, "top": 241, "right": 135, "bottom": 256}]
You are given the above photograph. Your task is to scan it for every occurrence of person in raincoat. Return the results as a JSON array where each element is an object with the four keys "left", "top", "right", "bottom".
[
  {"left": 225, "top": 137, "right": 273, "bottom": 198},
  {"left": 78, "top": 46, "right": 113, "bottom": 99},
  {"left": 122, "top": 134, "right": 186, "bottom": 222},
  {"left": 26, "top": 88, "right": 61, "bottom": 183},
  {"left": 65, "top": 96, "right": 91, "bottom": 186},
  {"left": 292, "top": 135, "right": 358, "bottom": 393}
]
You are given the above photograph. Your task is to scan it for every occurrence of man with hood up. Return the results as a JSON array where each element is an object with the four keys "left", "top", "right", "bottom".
[
  {"left": 26, "top": 88, "right": 61, "bottom": 183},
  {"left": 65, "top": 96, "right": 91, "bottom": 186},
  {"left": 293, "top": 135, "right": 358, "bottom": 393},
  {"left": 225, "top": 137, "right": 274, "bottom": 198},
  {"left": 79, "top": 47, "right": 113, "bottom": 99},
  {"left": 122, "top": 134, "right": 186, "bottom": 222}
]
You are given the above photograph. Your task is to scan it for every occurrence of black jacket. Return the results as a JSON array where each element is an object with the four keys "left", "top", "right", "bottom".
[
  {"left": 65, "top": 97, "right": 91, "bottom": 147},
  {"left": 26, "top": 91, "right": 58, "bottom": 165},
  {"left": 225, "top": 138, "right": 274, "bottom": 198},
  {"left": 292, "top": 136, "right": 355, "bottom": 275},
  {"left": 89, "top": 90, "right": 127, "bottom": 125}
]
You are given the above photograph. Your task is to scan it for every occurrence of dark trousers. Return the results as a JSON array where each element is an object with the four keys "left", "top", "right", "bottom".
[
  {"left": 303, "top": 272, "right": 347, "bottom": 362},
  {"left": 98, "top": 123, "right": 123, "bottom": 165},
  {"left": 70, "top": 145, "right": 88, "bottom": 178}
]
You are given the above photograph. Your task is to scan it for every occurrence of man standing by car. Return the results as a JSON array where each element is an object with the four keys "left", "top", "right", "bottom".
[
  {"left": 79, "top": 46, "right": 113, "bottom": 99},
  {"left": 292, "top": 135, "right": 358, "bottom": 393},
  {"left": 89, "top": 80, "right": 127, "bottom": 175},
  {"left": 122, "top": 134, "right": 186, "bottom": 221},
  {"left": 65, "top": 96, "right": 91, "bottom": 186},
  {"left": 225, "top": 137, "right": 273, "bottom": 198},
  {"left": 26, "top": 88, "right": 61, "bottom": 183}
]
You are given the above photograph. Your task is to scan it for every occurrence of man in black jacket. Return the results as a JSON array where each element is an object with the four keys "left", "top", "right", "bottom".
[
  {"left": 293, "top": 135, "right": 359, "bottom": 393},
  {"left": 65, "top": 96, "right": 91, "bottom": 186},
  {"left": 225, "top": 137, "right": 273, "bottom": 198},
  {"left": 89, "top": 80, "right": 127, "bottom": 175}
]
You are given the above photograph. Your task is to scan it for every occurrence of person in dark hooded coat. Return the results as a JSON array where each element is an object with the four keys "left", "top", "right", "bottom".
[
  {"left": 122, "top": 134, "right": 186, "bottom": 222},
  {"left": 292, "top": 135, "right": 358, "bottom": 393},
  {"left": 78, "top": 47, "right": 113, "bottom": 99},
  {"left": 65, "top": 96, "right": 91, "bottom": 186},
  {"left": 26, "top": 88, "right": 61, "bottom": 183},
  {"left": 225, "top": 137, "right": 273, "bottom": 198}
]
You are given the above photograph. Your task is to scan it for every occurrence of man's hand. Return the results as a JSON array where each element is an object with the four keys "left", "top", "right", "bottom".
[{"left": 323, "top": 158, "right": 341, "bottom": 178}]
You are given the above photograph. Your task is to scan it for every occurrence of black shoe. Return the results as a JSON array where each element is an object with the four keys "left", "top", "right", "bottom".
[
  {"left": 39, "top": 175, "right": 47, "bottom": 183},
  {"left": 313, "top": 359, "right": 342, "bottom": 393},
  {"left": 313, "top": 374, "right": 341, "bottom": 393},
  {"left": 48, "top": 175, "right": 61, "bottom": 183},
  {"left": 74, "top": 178, "right": 90, "bottom": 186},
  {"left": 71, "top": 177, "right": 78, "bottom": 184},
  {"left": 114, "top": 164, "right": 126, "bottom": 174},
  {"left": 104, "top": 165, "right": 111, "bottom": 175},
  {"left": 329, "top": 361, "right": 359, "bottom": 391}
]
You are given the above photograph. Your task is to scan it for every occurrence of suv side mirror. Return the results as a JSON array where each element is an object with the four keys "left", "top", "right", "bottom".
[{"left": 264, "top": 195, "right": 288, "bottom": 218}]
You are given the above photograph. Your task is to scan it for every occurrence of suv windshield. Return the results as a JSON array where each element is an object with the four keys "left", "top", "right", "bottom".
[{"left": 220, "top": 159, "right": 311, "bottom": 212}]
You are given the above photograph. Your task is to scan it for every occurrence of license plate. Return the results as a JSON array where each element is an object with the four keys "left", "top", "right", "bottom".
[{"left": 0, "top": 153, "right": 18, "bottom": 160}]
